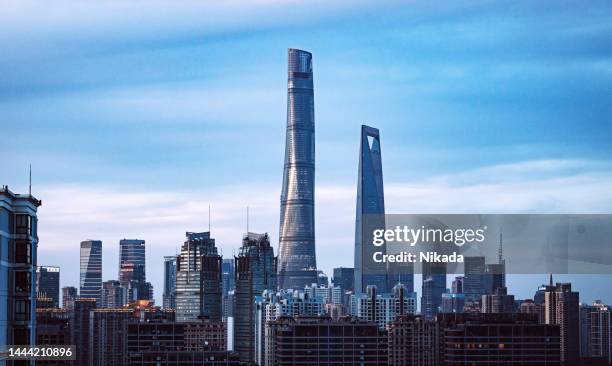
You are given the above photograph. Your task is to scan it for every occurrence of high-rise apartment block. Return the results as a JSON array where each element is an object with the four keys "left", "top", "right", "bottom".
[
  {"left": 0, "top": 186, "right": 41, "bottom": 348},
  {"left": 545, "top": 280, "right": 580, "bottom": 366}
]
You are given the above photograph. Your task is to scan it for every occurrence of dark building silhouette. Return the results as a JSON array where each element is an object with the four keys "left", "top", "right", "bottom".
[
  {"left": 0, "top": 186, "right": 41, "bottom": 348},
  {"left": 127, "top": 319, "right": 232, "bottom": 366},
  {"left": 234, "top": 232, "right": 277, "bottom": 363},
  {"left": 438, "top": 313, "right": 561, "bottom": 365},
  {"left": 37, "top": 266, "right": 60, "bottom": 307},
  {"left": 73, "top": 298, "right": 96, "bottom": 366},
  {"left": 331, "top": 267, "right": 354, "bottom": 293},
  {"left": 163, "top": 256, "right": 177, "bottom": 309},
  {"left": 92, "top": 308, "right": 133, "bottom": 366},
  {"left": 265, "top": 316, "right": 388, "bottom": 365},
  {"left": 278, "top": 48, "right": 318, "bottom": 290},
  {"left": 387, "top": 315, "right": 437, "bottom": 366},
  {"left": 463, "top": 256, "right": 486, "bottom": 302},
  {"left": 36, "top": 308, "right": 72, "bottom": 366}
]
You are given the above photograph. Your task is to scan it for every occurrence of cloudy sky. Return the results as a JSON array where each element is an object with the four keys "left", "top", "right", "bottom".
[{"left": 1, "top": 1, "right": 611, "bottom": 305}]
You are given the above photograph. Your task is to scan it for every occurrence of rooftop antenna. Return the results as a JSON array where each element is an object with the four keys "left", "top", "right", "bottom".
[
  {"left": 28, "top": 164, "right": 32, "bottom": 195},
  {"left": 246, "top": 206, "right": 250, "bottom": 234},
  {"left": 208, "top": 205, "right": 211, "bottom": 233}
]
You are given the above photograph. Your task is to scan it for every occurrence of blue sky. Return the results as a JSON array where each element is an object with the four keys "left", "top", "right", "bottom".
[{"left": 1, "top": 1, "right": 611, "bottom": 305}]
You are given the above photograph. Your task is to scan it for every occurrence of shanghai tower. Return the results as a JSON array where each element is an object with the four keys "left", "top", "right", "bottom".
[{"left": 278, "top": 49, "right": 317, "bottom": 290}]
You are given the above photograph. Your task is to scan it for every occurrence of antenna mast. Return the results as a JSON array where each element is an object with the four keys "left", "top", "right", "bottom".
[{"left": 29, "top": 164, "right": 32, "bottom": 195}]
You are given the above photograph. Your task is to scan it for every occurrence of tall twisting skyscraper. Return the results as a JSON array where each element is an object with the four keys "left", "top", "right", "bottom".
[{"left": 278, "top": 48, "right": 317, "bottom": 290}]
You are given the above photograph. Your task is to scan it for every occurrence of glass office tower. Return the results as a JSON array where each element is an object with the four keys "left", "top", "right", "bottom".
[
  {"left": 36, "top": 265, "right": 60, "bottom": 307},
  {"left": 278, "top": 48, "right": 318, "bottom": 290},
  {"left": 80, "top": 240, "right": 102, "bottom": 303},
  {"left": 118, "top": 239, "right": 146, "bottom": 283}
]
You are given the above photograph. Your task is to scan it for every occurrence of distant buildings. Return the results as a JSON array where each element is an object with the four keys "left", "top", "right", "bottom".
[
  {"left": 350, "top": 284, "right": 416, "bottom": 329},
  {"left": 62, "top": 286, "right": 77, "bottom": 311},
  {"left": 175, "top": 231, "right": 221, "bottom": 322},
  {"left": 265, "top": 316, "right": 388, "bottom": 366},
  {"left": 278, "top": 48, "right": 318, "bottom": 291},
  {"left": 331, "top": 267, "right": 354, "bottom": 293},
  {"left": 482, "top": 286, "right": 515, "bottom": 313},
  {"left": 80, "top": 239, "right": 103, "bottom": 303},
  {"left": 441, "top": 293, "right": 466, "bottom": 314},
  {"left": 101, "top": 280, "right": 126, "bottom": 308},
  {"left": 37, "top": 265, "right": 60, "bottom": 307},
  {"left": 163, "top": 255, "right": 177, "bottom": 309},
  {"left": 0, "top": 186, "right": 41, "bottom": 348},
  {"left": 234, "top": 232, "right": 277, "bottom": 363}
]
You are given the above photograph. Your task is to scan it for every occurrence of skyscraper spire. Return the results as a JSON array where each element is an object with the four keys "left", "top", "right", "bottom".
[
  {"left": 278, "top": 48, "right": 317, "bottom": 290},
  {"left": 498, "top": 231, "right": 504, "bottom": 264},
  {"left": 549, "top": 273, "right": 553, "bottom": 287}
]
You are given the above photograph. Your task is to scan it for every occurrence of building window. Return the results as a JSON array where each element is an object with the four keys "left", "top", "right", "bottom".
[
  {"left": 15, "top": 240, "right": 32, "bottom": 264},
  {"left": 16, "top": 214, "right": 32, "bottom": 235},
  {"left": 14, "top": 271, "right": 31, "bottom": 293},
  {"left": 14, "top": 299, "right": 31, "bottom": 321},
  {"left": 13, "top": 328, "right": 30, "bottom": 345}
]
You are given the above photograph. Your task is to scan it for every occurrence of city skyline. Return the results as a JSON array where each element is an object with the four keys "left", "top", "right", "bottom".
[{"left": 2, "top": 1, "right": 612, "bottom": 306}]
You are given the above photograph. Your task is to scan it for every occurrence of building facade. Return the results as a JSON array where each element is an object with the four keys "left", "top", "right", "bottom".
[
  {"left": 278, "top": 48, "right": 318, "bottom": 291},
  {"left": 265, "top": 316, "right": 388, "bottom": 366}
]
